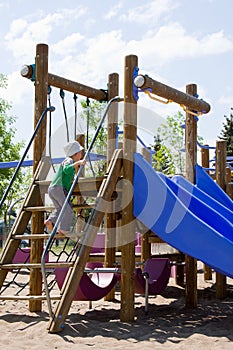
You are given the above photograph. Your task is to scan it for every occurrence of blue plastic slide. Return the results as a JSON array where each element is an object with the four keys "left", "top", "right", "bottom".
[
  {"left": 171, "top": 174, "right": 233, "bottom": 224},
  {"left": 133, "top": 153, "right": 233, "bottom": 278},
  {"left": 195, "top": 164, "right": 233, "bottom": 211}
]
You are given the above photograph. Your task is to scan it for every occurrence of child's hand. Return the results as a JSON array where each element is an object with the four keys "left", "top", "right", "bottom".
[{"left": 78, "top": 159, "right": 86, "bottom": 166}]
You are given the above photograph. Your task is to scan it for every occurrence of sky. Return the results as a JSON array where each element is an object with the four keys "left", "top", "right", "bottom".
[{"left": 0, "top": 0, "right": 233, "bottom": 159}]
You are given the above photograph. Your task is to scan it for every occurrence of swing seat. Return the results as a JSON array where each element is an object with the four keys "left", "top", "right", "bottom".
[
  {"left": 135, "top": 258, "right": 171, "bottom": 295},
  {"left": 12, "top": 248, "right": 49, "bottom": 264},
  {"left": 55, "top": 267, "right": 119, "bottom": 301}
]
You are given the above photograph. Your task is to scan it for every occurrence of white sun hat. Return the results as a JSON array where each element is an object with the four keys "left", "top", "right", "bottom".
[{"left": 63, "top": 141, "right": 84, "bottom": 157}]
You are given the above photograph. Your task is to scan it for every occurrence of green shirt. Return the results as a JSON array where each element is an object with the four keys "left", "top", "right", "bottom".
[{"left": 50, "top": 158, "right": 75, "bottom": 192}]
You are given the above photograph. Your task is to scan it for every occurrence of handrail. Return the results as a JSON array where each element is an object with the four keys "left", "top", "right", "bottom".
[
  {"left": 41, "top": 96, "right": 123, "bottom": 317},
  {"left": 196, "top": 140, "right": 216, "bottom": 150},
  {"left": 0, "top": 106, "right": 56, "bottom": 211}
]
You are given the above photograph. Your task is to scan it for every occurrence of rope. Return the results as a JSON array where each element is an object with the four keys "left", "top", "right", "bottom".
[
  {"left": 86, "top": 97, "right": 95, "bottom": 176},
  {"left": 144, "top": 90, "right": 172, "bottom": 104},
  {"left": 73, "top": 94, "right": 78, "bottom": 139},
  {"left": 60, "top": 89, "right": 69, "bottom": 142},
  {"left": 180, "top": 104, "right": 203, "bottom": 117},
  {"left": 48, "top": 86, "right": 56, "bottom": 173},
  {"left": 144, "top": 89, "right": 205, "bottom": 117}
]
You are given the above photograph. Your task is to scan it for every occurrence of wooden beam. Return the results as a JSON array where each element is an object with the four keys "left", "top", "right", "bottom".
[
  {"left": 120, "top": 55, "right": 138, "bottom": 322},
  {"left": 185, "top": 83, "right": 197, "bottom": 309},
  {"left": 30, "top": 43, "right": 49, "bottom": 312},
  {"left": 201, "top": 147, "right": 212, "bottom": 281},
  {"left": 105, "top": 72, "right": 119, "bottom": 301},
  {"left": 215, "top": 140, "right": 227, "bottom": 299},
  {"left": 21, "top": 65, "right": 107, "bottom": 101},
  {"left": 134, "top": 74, "right": 210, "bottom": 113}
]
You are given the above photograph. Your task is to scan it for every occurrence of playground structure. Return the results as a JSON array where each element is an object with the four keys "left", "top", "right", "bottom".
[{"left": 0, "top": 43, "right": 232, "bottom": 333}]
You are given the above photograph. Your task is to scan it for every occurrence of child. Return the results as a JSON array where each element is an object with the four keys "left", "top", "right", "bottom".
[{"left": 44, "top": 140, "right": 86, "bottom": 236}]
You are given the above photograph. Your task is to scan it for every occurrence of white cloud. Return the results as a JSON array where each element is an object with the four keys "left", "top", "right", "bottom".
[
  {"left": 0, "top": 70, "right": 32, "bottom": 105},
  {"left": 104, "top": 2, "right": 123, "bottom": 20},
  {"left": 120, "top": 0, "right": 178, "bottom": 24},
  {"left": 4, "top": 7, "right": 88, "bottom": 61},
  {"left": 218, "top": 95, "right": 233, "bottom": 105},
  {"left": 52, "top": 33, "right": 84, "bottom": 56},
  {"left": 129, "top": 23, "right": 233, "bottom": 68},
  {"left": 200, "top": 31, "right": 233, "bottom": 55}
]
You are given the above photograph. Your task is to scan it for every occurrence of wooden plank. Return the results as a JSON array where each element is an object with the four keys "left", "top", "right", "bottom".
[
  {"left": 134, "top": 74, "right": 210, "bottom": 113},
  {"left": 105, "top": 72, "right": 119, "bottom": 301},
  {"left": 120, "top": 55, "right": 138, "bottom": 322},
  {"left": 0, "top": 295, "right": 61, "bottom": 301},
  {"left": 30, "top": 43, "right": 49, "bottom": 312},
  {"left": 21, "top": 66, "right": 107, "bottom": 101},
  {"left": 24, "top": 203, "right": 95, "bottom": 212},
  {"left": 140, "top": 148, "right": 152, "bottom": 263},
  {"left": 48, "top": 73, "right": 107, "bottom": 101},
  {"left": 201, "top": 147, "right": 212, "bottom": 281},
  {"left": 48, "top": 149, "right": 123, "bottom": 333},
  {"left": 185, "top": 83, "right": 197, "bottom": 309},
  {"left": 215, "top": 140, "right": 227, "bottom": 299},
  {"left": 12, "top": 233, "right": 63, "bottom": 240},
  {"left": 24, "top": 206, "right": 54, "bottom": 212},
  {"left": 0, "top": 262, "right": 73, "bottom": 269},
  {"left": 0, "top": 157, "right": 51, "bottom": 288}
]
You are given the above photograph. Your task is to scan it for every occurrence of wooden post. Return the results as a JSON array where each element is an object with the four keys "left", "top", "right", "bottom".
[
  {"left": 75, "top": 134, "right": 86, "bottom": 234},
  {"left": 134, "top": 74, "right": 210, "bottom": 113},
  {"left": 140, "top": 148, "right": 151, "bottom": 263},
  {"left": 29, "top": 43, "right": 48, "bottom": 311},
  {"left": 226, "top": 167, "right": 233, "bottom": 200},
  {"left": 185, "top": 83, "right": 197, "bottom": 308},
  {"left": 215, "top": 140, "right": 227, "bottom": 299},
  {"left": 105, "top": 73, "right": 119, "bottom": 301},
  {"left": 201, "top": 147, "right": 212, "bottom": 281},
  {"left": 120, "top": 55, "right": 138, "bottom": 322}
]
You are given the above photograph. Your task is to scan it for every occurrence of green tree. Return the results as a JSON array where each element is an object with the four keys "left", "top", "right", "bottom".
[
  {"left": 151, "top": 134, "right": 175, "bottom": 175},
  {"left": 218, "top": 111, "right": 233, "bottom": 156},
  {"left": 0, "top": 74, "right": 27, "bottom": 234},
  {"left": 80, "top": 98, "right": 107, "bottom": 176},
  {"left": 157, "top": 111, "right": 204, "bottom": 174},
  {"left": 157, "top": 111, "right": 185, "bottom": 174}
]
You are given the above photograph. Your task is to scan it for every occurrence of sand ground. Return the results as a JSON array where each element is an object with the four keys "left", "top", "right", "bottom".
[{"left": 1, "top": 263, "right": 233, "bottom": 350}]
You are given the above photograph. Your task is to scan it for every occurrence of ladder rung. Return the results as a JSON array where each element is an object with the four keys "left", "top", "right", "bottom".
[
  {"left": 0, "top": 262, "right": 74, "bottom": 269},
  {"left": 73, "top": 203, "right": 95, "bottom": 209},
  {"left": 24, "top": 203, "right": 95, "bottom": 212},
  {"left": 0, "top": 295, "right": 61, "bottom": 301},
  {"left": 24, "top": 206, "right": 54, "bottom": 212},
  {"left": 12, "top": 233, "right": 65, "bottom": 240}
]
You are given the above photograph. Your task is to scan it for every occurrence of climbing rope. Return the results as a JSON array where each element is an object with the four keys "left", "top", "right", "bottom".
[
  {"left": 144, "top": 90, "right": 172, "bottom": 104},
  {"left": 144, "top": 89, "right": 205, "bottom": 117},
  {"left": 73, "top": 93, "right": 78, "bottom": 140},
  {"left": 47, "top": 86, "right": 56, "bottom": 173},
  {"left": 60, "top": 89, "right": 70, "bottom": 142}
]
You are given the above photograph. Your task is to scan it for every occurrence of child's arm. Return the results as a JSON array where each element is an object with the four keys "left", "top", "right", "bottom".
[{"left": 73, "top": 159, "right": 86, "bottom": 171}]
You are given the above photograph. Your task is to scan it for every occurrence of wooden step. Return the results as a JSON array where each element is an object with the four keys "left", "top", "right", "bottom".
[
  {"left": 12, "top": 233, "right": 64, "bottom": 240},
  {"left": 0, "top": 262, "right": 74, "bottom": 269},
  {"left": 24, "top": 203, "right": 95, "bottom": 212},
  {"left": 0, "top": 295, "right": 61, "bottom": 301},
  {"left": 24, "top": 206, "right": 54, "bottom": 212},
  {"left": 35, "top": 176, "right": 105, "bottom": 197}
]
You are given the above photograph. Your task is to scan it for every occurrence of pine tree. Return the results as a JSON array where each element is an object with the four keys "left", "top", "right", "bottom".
[
  {"left": 218, "top": 111, "right": 233, "bottom": 156},
  {"left": 151, "top": 134, "right": 175, "bottom": 175}
]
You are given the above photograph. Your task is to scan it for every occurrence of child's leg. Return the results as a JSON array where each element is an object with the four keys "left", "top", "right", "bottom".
[{"left": 47, "top": 186, "right": 74, "bottom": 232}]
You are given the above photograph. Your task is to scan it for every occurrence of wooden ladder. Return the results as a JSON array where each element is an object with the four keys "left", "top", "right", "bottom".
[
  {"left": 0, "top": 156, "right": 105, "bottom": 301},
  {"left": 0, "top": 149, "right": 123, "bottom": 331},
  {"left": 47, "top": 148, "right": 123, "bottom": 333}
]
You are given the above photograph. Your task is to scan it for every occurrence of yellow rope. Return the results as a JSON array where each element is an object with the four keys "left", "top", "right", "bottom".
[
  {"left": 144, "top": 90, "right": 173, "bottom": 104},
  {"left": 144, "top": 90, "right": 204, "bottom": 116},
  {"left": 180, "top": 104, "right": 203, "bottom": 117}
]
